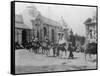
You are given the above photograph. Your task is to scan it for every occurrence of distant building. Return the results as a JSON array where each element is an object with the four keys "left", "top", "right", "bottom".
[
  {"left": 31, "top": 13, "right": 63, "bottom": 43},
  {"left": 15, "top": 15, "right": 32, "bottom": 44},
  {"left": 60, "top": 16, "right": 69, "bottom": 41},
  {"left": 84, "top": 16, "right": 97, "bottom": 44}
]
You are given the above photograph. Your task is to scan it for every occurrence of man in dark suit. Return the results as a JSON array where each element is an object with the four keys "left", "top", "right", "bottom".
[{"left": 68, "top": 42, "right": 74, "bottom": 59}]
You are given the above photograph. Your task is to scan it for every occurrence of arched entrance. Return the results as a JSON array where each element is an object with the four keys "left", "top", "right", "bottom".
[
  {"left": 52, "top": 29, "right": 54, "bottom": 42},
  {"left": 22, "top": 29, "right": 27, "bottom": 43},
  {"left": 37, "top": 30, "right": 39, "bottom": 39},
  {"left": 43, "top": 27, "right": 47, "bottom": 37}
]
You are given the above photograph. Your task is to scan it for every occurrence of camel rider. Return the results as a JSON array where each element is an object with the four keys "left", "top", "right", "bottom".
[{"left": 58, "top": 33, "right": 66, "bottom": 46}]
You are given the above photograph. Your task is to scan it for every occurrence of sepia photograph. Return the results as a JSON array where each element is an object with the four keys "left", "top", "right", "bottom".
[{"left": 11, "top": 1, "right": 98, "bottom": 74}]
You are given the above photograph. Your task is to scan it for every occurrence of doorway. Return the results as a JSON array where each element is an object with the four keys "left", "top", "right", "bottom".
[
  {"left": 22, "top": 29, "right": 27, "bottom": 43},
  {"left": 52, "top": 29, "right": 54, "bottom": 42}
]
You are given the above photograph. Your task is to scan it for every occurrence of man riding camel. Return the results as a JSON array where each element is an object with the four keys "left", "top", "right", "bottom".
[
  {"left": 58, "top": 33, "right": 67, "bottom": 48},
  {"left": 57, "top": 32, "right": 67, "bottom": 57}
]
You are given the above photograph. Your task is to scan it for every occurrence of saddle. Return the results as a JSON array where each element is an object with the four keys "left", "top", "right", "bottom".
[{"left": 59, "top": 43, "right": 66, "bottom": 47}]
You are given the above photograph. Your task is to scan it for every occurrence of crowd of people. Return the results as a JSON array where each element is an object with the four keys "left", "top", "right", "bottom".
[
  {"left": 15, "top": 30, "right": 97, "bottom": 60},
  {"left": 15, "top": 32, "right": 77, "bottom": 59}
]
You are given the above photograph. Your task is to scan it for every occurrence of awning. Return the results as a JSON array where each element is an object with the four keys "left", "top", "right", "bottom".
[{"left": 15, "top": 23, "right": 32, "bottom": 29}]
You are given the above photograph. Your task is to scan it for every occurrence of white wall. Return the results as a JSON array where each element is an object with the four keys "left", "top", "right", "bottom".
[{"left": 0, "top": 0, "right": 99, "bottom": 76}]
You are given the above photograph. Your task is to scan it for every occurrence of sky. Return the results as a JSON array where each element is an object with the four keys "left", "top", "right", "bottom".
[{"left": 15, "top": 2, "right": 96, "bottom": 36}]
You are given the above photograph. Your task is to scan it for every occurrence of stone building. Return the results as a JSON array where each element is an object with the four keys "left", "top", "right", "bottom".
[
  {"left": 15, "top": 10, "right": 69, "bottom": 45},
  {"left": 31, "top": 13, "right": 63, "bottom": 43},
  {"left": 84, "top": 16, "right": 97, "bottom": 44},
  {"left": 15, "top": 13, "right": 66, "bottom": 45},
  {"left": 60, "top": 17, "right": 69, "bottom": 41},
  {"left": 15, "top": 15, "right": 32, "bottom": 44}
]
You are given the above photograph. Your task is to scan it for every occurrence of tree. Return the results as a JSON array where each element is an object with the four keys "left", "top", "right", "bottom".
[
  {"left": 74, "top": 33, "right": 85, "bottom": 45},
  {"left": 69, "top": 29, "right": 76, "bottom": 47},
  {"left": 80, "top": 36, "right": 85, "bottom": 45},
  {"left": 84, "top": 18, "right": 92, "bottom": 24}
]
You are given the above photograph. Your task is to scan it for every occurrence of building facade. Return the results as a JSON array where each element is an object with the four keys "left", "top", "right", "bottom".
[
  {"left": 31, "top": 13, "right": 63, "bottom": 43},
  {"left": 15, "top": 15, "right": 32, "bottom": 45},
  {"left": 15, "top": 13, "right": 69, "bottom": 45},
  {"left": 84, "top": 16, "right": 97, "bottom": 44}
]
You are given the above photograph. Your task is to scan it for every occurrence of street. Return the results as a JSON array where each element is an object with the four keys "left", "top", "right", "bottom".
[{"left": 15, "top": 49, "right": 97, "bottom": 74}]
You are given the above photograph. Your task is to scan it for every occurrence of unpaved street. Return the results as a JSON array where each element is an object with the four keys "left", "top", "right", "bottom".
[{"left": 15, "top": 49, "right": 97, "bottom": 74}]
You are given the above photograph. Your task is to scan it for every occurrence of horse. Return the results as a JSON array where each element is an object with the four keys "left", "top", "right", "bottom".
[
  {"left": 40, "top": 40, "right": 52, "bottom": 56},
  {"left": 15, "top": 42, "right": 24, "bottom": 49},
  {"left": 22, "top": 40, "right": 28, "bottom": 49},
  {"left": 83, "top": 43, "right": 97, "bottom": 61},
  {"left": 31, "top": 39, "right": 41, "bottom": 54}
]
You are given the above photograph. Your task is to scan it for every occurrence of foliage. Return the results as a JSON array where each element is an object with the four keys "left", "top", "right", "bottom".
[{"left": 74, "top": 33, "right": 85, "bottom": 45}]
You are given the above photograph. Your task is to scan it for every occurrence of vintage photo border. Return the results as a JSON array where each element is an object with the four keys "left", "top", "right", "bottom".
[{"left": 11, "top": 1, "right": 98, "bottom": 75}]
